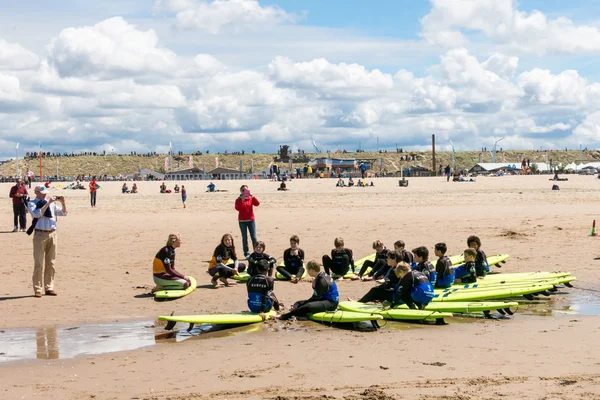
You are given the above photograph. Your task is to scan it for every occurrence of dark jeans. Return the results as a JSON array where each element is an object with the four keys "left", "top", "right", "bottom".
[
  {"left": 322, "top": 254, "right": 351, "bottom": 276},
  {"left": 238, "top": 220, "right": 257, "bottom": 255},
  {"left": 280, "top": 300, "right": 337, "bottom": 320},
  {"left": 90, "top": 192, "right": 96, "bottom": 207},
  {"left": 13, "top": 203, "right": 27, "bottom": 229}
]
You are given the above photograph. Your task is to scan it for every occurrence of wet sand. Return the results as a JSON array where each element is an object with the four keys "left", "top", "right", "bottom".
[{"left": 1, "top": 175, "right": 599, "bottom": 399}]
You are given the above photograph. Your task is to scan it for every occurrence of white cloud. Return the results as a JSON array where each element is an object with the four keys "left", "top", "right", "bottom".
[
  {"left": 0, "top": 39, "right": 40, "bottom": 70},
  {"left": 574, "top": 112, "right": 600, "bottom": 142},
  {"left": 0, "top": 73, "right": 24, "bottom": 103},
  {"left": 421, "top": 0, "right": 600, "bottom": 55},
  {"left": 269, "top": 56, "right": 394, "bottom": 98},
  {"left": 517, "top": 68, "right": 600, "bottom": 107},
  {"left": 157, "top": 0, "right": 296, "bottom": 34},
  {"left": 47, "top": 17, "right": 179, "bottom": 79}
]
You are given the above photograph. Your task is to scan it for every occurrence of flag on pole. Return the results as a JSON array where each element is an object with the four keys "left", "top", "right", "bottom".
[
  {"left": 188, "top": 155, "right": 193, "bottom": 169},
  {"left": 215, "top": 156, "right": 219, "bottom": 168},
  {"left": 164, "top": 157, "right": 169, "bottom": 171}
]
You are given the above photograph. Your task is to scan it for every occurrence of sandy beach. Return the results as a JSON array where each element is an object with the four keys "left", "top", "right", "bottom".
[{"left": 1, "top": 175, "right": 600, "bottom": 399}]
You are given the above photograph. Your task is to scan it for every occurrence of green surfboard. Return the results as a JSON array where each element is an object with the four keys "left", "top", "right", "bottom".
[
  {"left": 158, "top": 310, "right": 276, "bottom": 325},
  {"left": 307, "top": 310, "right": 383, "bottom": 323},
  {"left": 154, "top": 276, "right": 197, "bottom": 299},
  {"left": 339, "top": 300, "right": 518, "bottom": 314}
]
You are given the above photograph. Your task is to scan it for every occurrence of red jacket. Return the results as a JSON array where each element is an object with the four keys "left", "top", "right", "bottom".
[
  {"left": 235, "top": 195, "right": 260, "bottom": 221},
  {"left": 9, "top": 184, "right": 28, "bottom": 206}
]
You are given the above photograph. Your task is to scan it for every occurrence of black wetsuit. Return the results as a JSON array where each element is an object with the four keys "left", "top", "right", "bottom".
[
  {"left": 475, "top": 249, "right": 488, "bottom": 277},
  {"left": 277, "top": 248, "right": 305, "bottom": 279},
  {"left": 208, "top": 245, "right": 246, "bottom": 278},
  {"left": 461, "top": 261, "right": 477, "bottom": 283},
  {"left": 414, "top": 260, "right": 435, "bottom": 282},
  {"left": 322, "top": 248, "right": 355, "bottom": 276},
  {"left": 247, "top": 252, "right": 277, "bottom": 276},
  {"left": 435, "top": 255, "right": 455, "bottom": 287},
  {"left": 247, "top": 273, "right": 279, "bottom": 312},
  {"left": 357, "top": 248, "right": 389, "bottom": 278},
  {"left": 358, "top": 269, "right": 401, "bottom": 303},
  {"left": 401, "top": 249, "right": 415, "bottom": 265},
  {"left": 279, "top": 272, "right": 339, "bottom": 320}
]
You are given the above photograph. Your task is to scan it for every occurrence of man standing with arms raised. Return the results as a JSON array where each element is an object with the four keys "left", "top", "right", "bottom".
[
  {"left": 27, "top": 185, "right": 68, "bottom": 297},
  {"left": 9, "top": 177, "right": 28, "bottom": 232}
]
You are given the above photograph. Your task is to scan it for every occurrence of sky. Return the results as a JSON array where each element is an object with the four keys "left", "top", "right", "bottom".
[{"left": 1, "top": 0, "right": 600, "bottom": 157}]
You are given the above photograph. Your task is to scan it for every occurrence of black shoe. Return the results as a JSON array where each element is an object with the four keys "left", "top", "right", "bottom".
[{"left": 12, "top": 227, "right": 18, "bottom": 232}]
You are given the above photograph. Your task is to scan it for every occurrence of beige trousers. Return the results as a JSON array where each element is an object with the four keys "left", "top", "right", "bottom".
[{"left": 32, "top": 230, "right": 57, "bottom": 292}]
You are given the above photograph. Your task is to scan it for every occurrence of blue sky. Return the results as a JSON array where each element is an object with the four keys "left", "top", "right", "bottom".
[{"left": 1, "top": 0, "right": 600, "bottom": 158}]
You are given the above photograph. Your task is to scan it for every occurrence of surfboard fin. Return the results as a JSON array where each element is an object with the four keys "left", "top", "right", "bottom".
[
  {"left": 187, "top": 323, "right": 195, "bottom": 332},
  {"left": 503, "top": 308, "right": 514, "bottom": 315},
  {"left": 435, "top": 318, "right": 447, "bottom": 325},
  {"left": 164, "top": 321, "right": 177, "bottom": 331},
  {"left": 497, "top": 309, "right": 506, "bottom": 315},
  {"left": 564, "top": 282, "right": 574, "bottom": 288},
  {"left": 523, "top": 294, "right": 534, "bottom": 300},
  {"left": 483, "top": 311, "right": 492, "bottom": 319}
]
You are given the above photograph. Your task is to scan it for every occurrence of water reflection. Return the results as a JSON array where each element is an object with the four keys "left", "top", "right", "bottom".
[
  {"left": 0, "top": 321, "right": 156, "bottom": 364},
  {"left": 36, "top": 328, "right": 59, "bottom": 359}
]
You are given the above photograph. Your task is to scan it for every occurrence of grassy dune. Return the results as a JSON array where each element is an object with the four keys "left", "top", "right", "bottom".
[{"left": 2, "top": 149, "right": 599, "bottom": 177}]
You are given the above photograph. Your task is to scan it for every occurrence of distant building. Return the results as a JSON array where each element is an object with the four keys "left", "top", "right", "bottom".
[
  {"left": 127, "top": 168, "right": 165, "bottom": 180},
  {"left": 164, "top": 167, "right": 203, "bottom": 180},
  {"left": 468, "top": 163, "right": 521, "bottom": 174},
  {"left": 307, "top": 157, "right": 372, "bottom": 173},
  {"left": 206, "top": 167, "right": 251, "bottom": 180},
  {"left": 404, "top": 164, "right": 434, "bottom": 177}
]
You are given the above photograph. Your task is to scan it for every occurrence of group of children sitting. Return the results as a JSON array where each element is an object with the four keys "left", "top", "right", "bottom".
[
  {"left": 152, "top": 232, "right": 489, "bottom": 319},
  {"left": 336, "top": 177, "right": 374, "bottom": 187}
]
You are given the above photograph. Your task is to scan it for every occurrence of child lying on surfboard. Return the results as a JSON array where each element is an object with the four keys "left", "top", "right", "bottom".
[
  {"left": 272, "top": 261, "right": 339, "bottom": 320},
  {"left": 152, "top": 233, "right": 191, "bottom": 292}
]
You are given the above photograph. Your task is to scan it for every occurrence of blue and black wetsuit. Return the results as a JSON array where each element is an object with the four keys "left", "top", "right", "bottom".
[
  {"left": 277, "top": 248, "right": 305, "bottom": 280},
  {"left": 475, "top": 249, "right": 489, "bottom": 277},
  {"left": 456, "top": 261, "right": 477, "bottom": 283},
  {"left": 322, "top": 248, "right": 355, "bottom": 276},
  {"left": 248, "top": 252, "right": 277, "bottom": 277},
  {"left": 434, "top": 255, "right": 455, "bottom": 288},
  {"left": 247, "top": 273, "right": 279, "bottom": 313},
  {"left": 357, "top": 248, "right": 389, "bottom": 278},
  {"left": 401, "top": 249, "right": 415, "bottom": 266},
  {"left": 392, "top": 270, "right": 434, "bottom": 309},
  {"left": 279, "top": 272, "right": 338, "bottom": 320},
  {"left": 414, "top": 260, "right": 436, "bottom": 285}
]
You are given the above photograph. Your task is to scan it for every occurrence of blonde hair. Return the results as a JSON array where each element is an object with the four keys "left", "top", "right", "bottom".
[
  {"left": 306, "top": 260, "right": 321, "bottom": 272},
  {"left": 334, "top": 237, "right": 344, "bottom": 247},
  {"left": 167, "top": 233, "right": 180, "bottom": 246},
  {"left": 464, "top": 248, "right": 477, "bottom": 259},
  {"left": 394, "top": 261, "right": 411, "bottom": 275}
]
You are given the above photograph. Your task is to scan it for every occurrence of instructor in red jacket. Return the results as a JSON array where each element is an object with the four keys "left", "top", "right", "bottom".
[{"left": 235, "top": 185, "right": 260, "bottom": 258}]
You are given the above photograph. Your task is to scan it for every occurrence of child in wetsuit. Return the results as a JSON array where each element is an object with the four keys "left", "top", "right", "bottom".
[
  {"left": 433, "top": 242, "right": 455, "bottom": 288},
  {"left": 394, "top": 240, "right": 415, "bottom": 267},
  {"left": 412, "top": 246, "right": 436, "bottom": 285},
  {"left": 208, "top": 233, "right": 246, "bottom": 287},
  {"left": 277, "top": 235, "right": 305, "bottom": 283},
  {"left": 391, "top": 261, "right": 435, "bottom": 309},
  {"left": 247, "top": 241, "right": 277, "bottom": 277},
  {"left": 357, "top": 250, "right": 405, "bottom": 303},
  {"left": 247, "top": 260, "right": 280, "bottom": 315},
  {"left": 272, "top": 261, "right": 339, "bottom": 320},
  {"left": 455, "top": 248, "right": 477, "bottom": 283},
  {"left": 355, "top": 240, "right": 389, "bottom": 281},
  {"left": 152, "top": 233, "right": 191, "bottom": 292},
  {"left": 322, "top": 237, "right": 355, "bottom": 279},
  {"left": 467, "top": 235, "right": 489, "bottom": 277}
]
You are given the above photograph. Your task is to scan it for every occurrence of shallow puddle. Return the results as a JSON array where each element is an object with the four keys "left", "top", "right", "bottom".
[{"left": 0, "top": 321, "right": 156, "bottom": 364}]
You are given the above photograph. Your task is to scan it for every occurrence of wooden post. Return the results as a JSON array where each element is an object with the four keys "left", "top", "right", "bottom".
[{"left": 432, "top": 134, "right": 436, "bottom": 174}]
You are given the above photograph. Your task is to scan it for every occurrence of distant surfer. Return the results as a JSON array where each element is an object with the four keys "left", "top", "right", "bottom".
[
  {"left": 152, "top": 233, "right": 191, "bottom": 292},
  {"left": 271, "top": 261, "right": 338, "bottom": 320}
]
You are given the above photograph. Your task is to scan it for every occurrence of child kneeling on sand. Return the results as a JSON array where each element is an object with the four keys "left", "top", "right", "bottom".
[
  {"left": 152, "top": 233, "right": 191, "bottom": 292},
  {"left": 272, "top": 261, "right": 339, "bottom": 320},
  {"left": 208, "top": 233, "right": 246, "bottom": 287},
  {"left": 247, "top": 260, "right": 281, "bottom": 316}
]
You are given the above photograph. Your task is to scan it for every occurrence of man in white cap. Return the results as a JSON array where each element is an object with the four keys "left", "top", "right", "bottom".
[{"left": 27, "top": 185, "right": 68, "bottom": 297}]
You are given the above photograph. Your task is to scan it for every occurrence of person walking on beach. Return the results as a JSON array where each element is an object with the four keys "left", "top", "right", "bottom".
[
  {"left": 26, "top": 168, "right": 34, "bottom": 188},
  {"left": 9, "top": 177, "right": 28, "bottom": 232},
  {"left": 27, "top": 185, "right": 68, "bottom": 297},
  {"left": 89, "top": 176, "right": 97, "bottom": 208},
  {"left": 181, "top": 185, "right": 187, "bottom": 208},
  {"left": 235, "top": 185, "right": 260, "bottom": 258}
]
